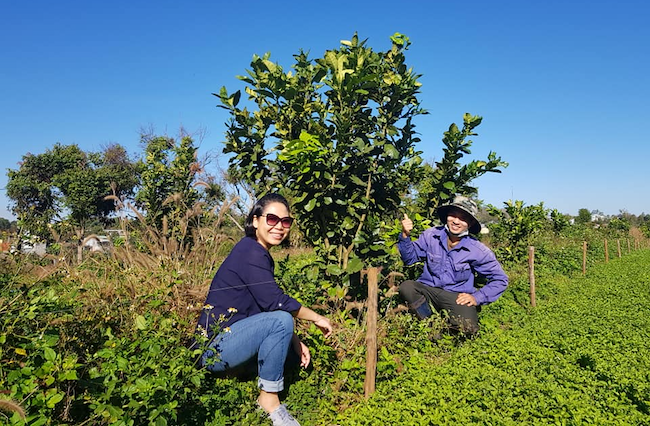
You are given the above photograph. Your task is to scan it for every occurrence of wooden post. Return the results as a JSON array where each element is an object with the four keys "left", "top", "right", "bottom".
[
  {"left": 627, "top": 239, "right": 631, "bottom": 254},
  {"left": 364, "top": 267, "right": 379, "bottom": 399},
  {"left": 582, "top": 241, "right": 587, "bottom": 276},
  {"left": 604, "top": 239, "right": 609, "bottom": 263},
  {"left": 528, "top": 246, "right": 536, "bottom": 308},
  {"left": 617, "top": 239, "right": 621, "bottom": 258}
]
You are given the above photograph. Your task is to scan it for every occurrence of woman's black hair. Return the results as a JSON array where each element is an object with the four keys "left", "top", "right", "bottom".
[{"left": 244, "top": 193, "right": 291, "bottom": 238}]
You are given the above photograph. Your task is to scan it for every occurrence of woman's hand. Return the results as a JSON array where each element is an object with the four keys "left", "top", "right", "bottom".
[
  {"left": 294, "top": 307, "right": 333, "bottom": 338},
  {"left": 291, "top": 334, "right": 311, "bottom": 368},
  {"left": 314, "top": 316, "right": 333, "bottom": 338},
  {"left": 297, "top": 340, "right": 311, "bottom": 368},
  {"left": 456, "top": 293, "right": 477, "bottom": 307}
]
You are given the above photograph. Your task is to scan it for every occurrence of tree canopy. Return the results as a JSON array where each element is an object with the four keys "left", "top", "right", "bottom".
[
  {"left": 7, "top": 143, "right": 137, "bottom": 241},
  {"left": 218, "top": 33, "right": 508, "bottom": 285}
]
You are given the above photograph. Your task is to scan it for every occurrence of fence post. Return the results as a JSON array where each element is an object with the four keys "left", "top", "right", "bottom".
[
  {"left": 364, "top": 267, "right": 379, "bottom": 399},
  {"left": 582, "top": 241, "right": 587, "bottom": 276},
  {"left": 528, "top": 246, "right": 536, "bottom": 308},
  {"left": 617, "top": 239, "right": 621, "bottom": 258},
  {"left": 604, "top": 239, "right": 609, "bottom": 263},
  {"left": 627, "top": 238, "right": 631, "bottom": 254}
]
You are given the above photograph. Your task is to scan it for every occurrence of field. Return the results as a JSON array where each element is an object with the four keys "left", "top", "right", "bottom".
[
  {"left": 332, "top": 249, "right": 650, "bottom": 425},
  {"left": 1, "top": 239, "right": 649, "bottom": 425}
]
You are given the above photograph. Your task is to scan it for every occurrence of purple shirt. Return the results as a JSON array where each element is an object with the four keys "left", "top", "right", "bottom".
[
  {"left": 197, "top": 236, "right": 302, "bottom": 338},
  {"left": 398, "top": 226, "right": 508, "bottom": 305}
]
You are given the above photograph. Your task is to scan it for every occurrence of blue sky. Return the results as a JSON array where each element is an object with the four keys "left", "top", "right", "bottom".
[{"left": 1, "top": 0, "right": 648, "bottom": 221}]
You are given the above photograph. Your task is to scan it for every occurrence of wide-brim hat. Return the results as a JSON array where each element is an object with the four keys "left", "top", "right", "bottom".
[{"left": 437, "top": 195, "right": 481, "bottom": 235}]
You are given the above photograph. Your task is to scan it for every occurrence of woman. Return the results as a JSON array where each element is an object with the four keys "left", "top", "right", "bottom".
[
  {"left": 196, "top": 193, "right": 332, "bottom": 426},
  {"left": 398, "top": 196, "right": 508, "bottom": 336}
]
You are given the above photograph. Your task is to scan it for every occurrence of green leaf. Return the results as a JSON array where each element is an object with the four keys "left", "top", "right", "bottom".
[
  {"left": 346, "top": 257, "right": 364, "bottom": 274},
  {"left": 190, "top": 374, "right": 201, "bottom": 387},
  {"left": 46, "top": 392, "right": 64, "bottom": 408},
  {"left": 326, "top": 264, "right": 344, "bottom": 276},
  {"left": 43, "top": 347, "right": 56, "bottom": 362},
  {"left": 305, "top": 199, "right": 317, "bottom": 212},
  {"left": 135, "top": 315, "right": 147, "bottom": 330},
  {"left": 384, "top": 144, "right": 399, "bottom": 159}
]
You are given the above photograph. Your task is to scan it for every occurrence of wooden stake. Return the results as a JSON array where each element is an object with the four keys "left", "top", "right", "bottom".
[
  {"left": 627, "top": 239, "right": 631, "bottom": 254},
  {"left": 617, "top": 239, "right": 621, "bottom": 258},
  {"left": 364, "top": 267, "right": 379, "bottom": 399},
  {"left": 582, "top": 241, "right": 587, "bottom": 276},
  {"left": 604, "top": 239, "right": 609, "bottom": 263},
  {"left": 528, "top": 246, "right": 536, "bottom": 308}
]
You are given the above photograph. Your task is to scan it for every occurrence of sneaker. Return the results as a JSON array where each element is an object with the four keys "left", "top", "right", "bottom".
[{"left": 268, "top": 404, "right": 300, "bottom": 426}]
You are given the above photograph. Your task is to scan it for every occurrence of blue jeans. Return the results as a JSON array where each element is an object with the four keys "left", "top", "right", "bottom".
[{"left": 200, "top": 310, "right": 294, "bottom": 392}]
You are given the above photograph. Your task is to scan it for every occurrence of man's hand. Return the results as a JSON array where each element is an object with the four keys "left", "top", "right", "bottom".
[
  {"left": 402, "top": 213, "right": 413, "bottom": 238},
  {"left": 456, "top": 293, "right": 477, "bottom": 307}
]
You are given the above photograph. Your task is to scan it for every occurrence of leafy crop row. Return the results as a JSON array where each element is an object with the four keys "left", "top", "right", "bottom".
[
  {"left": 332, "top": 250, "right": 650, "bottom": 425},
  {"left": 1, "top": 243, "right": 649, "bottom": 425}
]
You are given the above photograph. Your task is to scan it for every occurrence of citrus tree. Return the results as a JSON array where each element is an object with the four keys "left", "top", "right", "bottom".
[
  {"left": 487, "top": 200, "right": 548, "bottom": 263},
  {"left": 413, "top": 113, "right": 508, "bottom": 217},
  {"left": 218, "top": 33, "right": 425, "bottom": 282}
]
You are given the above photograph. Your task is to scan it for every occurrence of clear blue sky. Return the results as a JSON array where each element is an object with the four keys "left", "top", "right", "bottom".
[{"left": 2, "top": 0, "right": 649, "bottom": 221}]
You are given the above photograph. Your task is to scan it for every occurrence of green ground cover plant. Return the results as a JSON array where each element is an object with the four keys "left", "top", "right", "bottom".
[
  {"left": 332, "top": 250, "right": 650, "bottom": 425},
  {"left": 1, "top": 230, "right": 648, "bottom": 425}
]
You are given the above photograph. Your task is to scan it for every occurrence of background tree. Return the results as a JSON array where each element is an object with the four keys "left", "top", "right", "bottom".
[
  {"left": 607, "top": 217, "right": 630, "bottom": 233},
  {"left": 576, "top": 208, "right": 592, "bottom": 224},
  {"left": 219, "top": 33, "right": 425, "bottom": 281},
  {"left": 549, "top": 208, "right": 571, "bottom": 234},
  {"left": 0, "top": 218, "right": 16, "bottom": 232},
  {"left": 487, "top": 200, "right": 548, "bottom": 263},
  {"left": 7, "top": 143, "right": 137, "bottom": 253},
  {"left": 134, "top": 132, "right": 224, "bottom": 255}
]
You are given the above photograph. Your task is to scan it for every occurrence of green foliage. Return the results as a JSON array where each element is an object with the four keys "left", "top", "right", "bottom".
[
  {"left": 0, "top": 218, "right": 16, "bottom": 232},
  {"left": 134, "top": 133, "right": 224, "bottom": 255},
  {"left": 2, "top": 231, "right": 650, "bottom": 424},
  {"left": 641, "top": 221, "right": 650, "bottom": 238},
  {"left": 549, "top": 208, "right": 570, "bottom": 234},
  {"left": 576, "top": 208, "right": 592, "bottom": 224},
  {"left": 0, "top": 266, "right": 256, "bottom": 425},
  {"left": 219, "top": 32, "right": 425, "bottom": 288},
  {"left": 135, "top": 135, "right": 200, "bottom": 228},
  {"left": 332, "top": 251, "right": 650, "bottom": 425},
  {"left": 6, "top": 143, "right": 138, "bottom": 241},
  {"left": 414, "top": 113, "right": 508, "bottom": 216},
  {"left": 487, "top": 200, "right": 548, "bottom": 263},
  {"left": 608, "top": 217, "right": 630, "bottom": 232}
]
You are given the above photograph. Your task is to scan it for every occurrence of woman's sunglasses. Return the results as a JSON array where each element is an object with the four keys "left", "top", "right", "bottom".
[{"left": 260, "top": 213, "right": 294, "bottom": 228}]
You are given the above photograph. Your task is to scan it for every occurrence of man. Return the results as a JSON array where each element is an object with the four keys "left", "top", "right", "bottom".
[{"left": 397, "top": 196, "right": 508, "bottom": 336}]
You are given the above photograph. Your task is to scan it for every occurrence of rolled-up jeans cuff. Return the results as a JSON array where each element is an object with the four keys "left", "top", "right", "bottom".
[{"left": 258, "top": 376, "right": 284, "bottom": 392}]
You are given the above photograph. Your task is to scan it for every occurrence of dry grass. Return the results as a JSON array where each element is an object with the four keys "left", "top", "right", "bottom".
[{"left": 0, "top": 398, "right": 25, "bottom": 420}]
